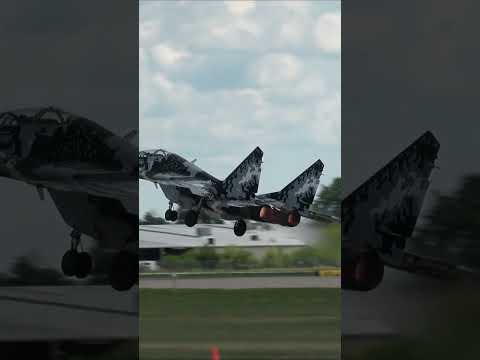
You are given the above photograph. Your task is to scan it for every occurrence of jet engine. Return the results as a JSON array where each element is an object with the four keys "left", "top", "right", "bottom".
[
  {"left": 258, "top": 206, "right": 301, "bottom": 227},
  {"left": 342, "top": 251, "right": 384, "bottom": 291}
]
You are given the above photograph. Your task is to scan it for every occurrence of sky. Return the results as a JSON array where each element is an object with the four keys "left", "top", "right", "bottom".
[{"left": 139, "top": 0, "right": 341, "bottom": 216}]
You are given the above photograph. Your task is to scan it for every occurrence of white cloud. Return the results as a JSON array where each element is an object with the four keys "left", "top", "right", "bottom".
[
  {"left": 139, "top": 1, "right": 341, "bottom": 214},
  {"left": 139, "top": 20, "right": 160, "bottom": 45},
  {"left": 151, "top": 43, "right": 191, "bottom": 65},
  {"left": 314, "top": 12, "right": 341, "bottom": 53},
  {"left": 252, "top": 53, "right": 303, "bottom": 87},
  {"left": 310, "top": 92, "right": 341, "bottom": 144},
  {"left": 225, "top": 0, "right": 256, "bottom": 16}
]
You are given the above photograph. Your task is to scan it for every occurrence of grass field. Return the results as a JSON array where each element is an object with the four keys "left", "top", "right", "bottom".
[{"left": 140, "top": 288, "right": 340, "bottom": 360}]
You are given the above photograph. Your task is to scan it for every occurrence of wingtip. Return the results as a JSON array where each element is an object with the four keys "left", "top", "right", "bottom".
[
  {"left": 254, "top": 146, "right": 264, "bottom": 156},
  {"left": 420, "top": 130, "right": 440, "bottom": 149},
  {"left": 315, "top": 159, "right": 325, "bottom": 171}
]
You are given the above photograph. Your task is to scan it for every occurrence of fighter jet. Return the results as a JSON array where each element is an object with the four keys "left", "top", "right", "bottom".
[
  {"left": 0, "top": 107, "right": 138, "bottom": 291},
  {"left": 139, "top": 147, "right": 263, "bottom": 236},
  {"left": 140, "top": 147, "right": 325, "bottom": 236},
  {"left": 341, "top": 131, "right": 449, "bottom": 291}
]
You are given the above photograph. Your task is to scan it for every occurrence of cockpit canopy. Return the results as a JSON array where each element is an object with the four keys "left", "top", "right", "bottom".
[
  {"left": 139, "top": 149, "right": 169, "bottom": 171},
  {"left": 139, "top": 149, "right": 168, "bottom": 157},
  {"left": 0, "top": 106, "right": 73, "bottom": 126}
]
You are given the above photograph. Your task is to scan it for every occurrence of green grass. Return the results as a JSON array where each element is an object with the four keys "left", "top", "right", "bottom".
[{"left": 140, "top": 288, "right": 340, "bottom": 360}]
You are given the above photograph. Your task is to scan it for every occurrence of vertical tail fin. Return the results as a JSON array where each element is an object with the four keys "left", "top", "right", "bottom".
[
  {"left": 265, "top": 159, "right": 324, "bottom": 211},
  {"left": 343, "top": 131, "right": 440, "bottom": 248},
  {"left": 221, "top": 147, "right": 263, "bottom": 200}
]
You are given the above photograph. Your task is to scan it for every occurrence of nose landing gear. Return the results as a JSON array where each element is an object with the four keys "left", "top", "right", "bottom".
[
  {"left": 165, "top": 201, "right": 178, "bottom": 221},
  {"left": 61, "top": 229, "right": 93, "bottom": 279}
]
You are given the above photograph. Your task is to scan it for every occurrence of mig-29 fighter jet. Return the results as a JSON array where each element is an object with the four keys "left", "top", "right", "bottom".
[
  {"left": 139, "top": 147, "right": 263, "bottom": 236},
  {"left": 0, "top": 107, "right": 138, "bottom": 291},
  {"left": 140, "top": 146, "right": 326, "bottom": 236}
]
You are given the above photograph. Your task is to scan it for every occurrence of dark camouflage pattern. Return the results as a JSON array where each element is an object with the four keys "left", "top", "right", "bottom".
[
  {"left": 0, "top": 106, "right": 138, "bottom": 248},
  {"left": 139, "top": 146, "right": 263, "bottom": 202},
  {"left": 219, "top": 147, "right": 263, "bottom": 200},
  {"left": 342, "top": 131, "right": 440, "bottom": 268},
  {"left": 257, "top": 159, "right": 324, "bottom": 212}
]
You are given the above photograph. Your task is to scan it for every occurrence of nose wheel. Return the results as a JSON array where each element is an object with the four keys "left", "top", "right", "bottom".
[{"left": 61, "top": 230, "right": 93, "bottom": 279}]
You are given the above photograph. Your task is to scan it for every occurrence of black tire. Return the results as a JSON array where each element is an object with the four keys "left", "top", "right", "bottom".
[
  {"left": 170, "top": 210, "right": 178, "bottom": 222},
  {"left": 75, "top": 252, "right": 93, "bottom": 279},
  {"left": 234, "top": 219, "right": 247, "bottom": 236},
  {"left": 110, "top": 251, "right": 138, "bottom": 291},
  {"left": 165, "top": 209, "right": 172, "bottom": 221},
  {"left": 61, "top": 250, "right": 78, "bottom": 277},
  {"left": 184, "top": 210, "right": 198, "bottom": 227}
]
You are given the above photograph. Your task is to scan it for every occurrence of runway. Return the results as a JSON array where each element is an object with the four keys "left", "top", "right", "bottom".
[
  {"left": 0, "top": 285, "right": 138, "bottom": 341},
  {"left": 140, "top": 275, "right": 340, "bottom": 289}
]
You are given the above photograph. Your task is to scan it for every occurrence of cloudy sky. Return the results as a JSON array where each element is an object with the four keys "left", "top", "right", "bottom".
[{"left": 139, "top": 0, "right": 341, "bottom": 215}]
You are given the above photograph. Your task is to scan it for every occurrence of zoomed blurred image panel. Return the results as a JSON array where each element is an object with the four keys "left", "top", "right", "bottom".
[
  {"left": 0, "top": 1, "right": 139, "bottom": 358},
  {"left": 342, "top": 1, "right": 480, "bottom": 359}
]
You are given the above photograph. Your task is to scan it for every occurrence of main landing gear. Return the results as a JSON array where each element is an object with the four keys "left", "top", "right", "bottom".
[
  {"left": 61, "top": 229, "right": 92, "bottom": 279},
  {"left": 234, "top": 219, "right": 247, "bottom": 237},
  {"left": 184, "top": 209, "right": 198, "bottom": 227},
  {"left": 165, "top": 201, "right": 178, "bottom": 222},
  {"left": 109, "top": 250, "right": 138, "bottom": 291},
  {"left": 61, "top": 229, "right": 137, "bottom": 291}
]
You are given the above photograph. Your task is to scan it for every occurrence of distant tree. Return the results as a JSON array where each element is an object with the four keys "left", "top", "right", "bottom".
[
  {"left": 261, "top": 248, "right": 291, "bottom": 268},
  {"left": 194, "top": 247, "right": 220, "bottom": 269},
  {"left": 312, "top": 177, "right": 341, "bottom": 217},
  {"left": 140, "top": 210, "right": 166, "bottom": 225},
  {"left": 221, "top": 247, "right": 256, "bottom": 269},
  {"left": 10, "top": 256, "right": 66, "bottom": 285},
  {"left": 415, "top": 174, "right": 480, "bottom": 267}
]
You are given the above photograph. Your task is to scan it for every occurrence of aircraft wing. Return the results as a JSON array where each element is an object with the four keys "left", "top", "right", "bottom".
[
  {"left": 48, "top": 189, "right": 137, "bottom": 246},
  {"left": 299, "top": 209, "right": 340, "bottom": 223},
  {"left": 155, "top": 179, "right": 215, "bottom": 198},
  {"left": 35, "top": 171, "right": 137, "bottom": 215},
  {"left": 383, "top": 251, "right": 470, "bottom": 278}
]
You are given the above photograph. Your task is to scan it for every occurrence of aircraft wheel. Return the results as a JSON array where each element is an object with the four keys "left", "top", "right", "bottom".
[
  {"left": 61, "top": 250, "right": 78, "bottom": 277},
  {"left": 234, "top": 219, "right": 247, "bottom": 237},
  {"left": 185, "top": 210, "right": 198, "bottom": 227},
  {"left": 75, "top": 252, "right": 93, "bottom": 279},
  {"left": 110, "top": 251, "right": 138, "bottom": 291},
  {"left": 170, "top": 210, "right": 178, "bottom": 222},
  {"left": 165, "top": 209, "right": 173, "bottom": 221}
]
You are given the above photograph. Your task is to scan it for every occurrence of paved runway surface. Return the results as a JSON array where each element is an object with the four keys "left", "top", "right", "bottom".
[
  {"left": 0, "top": 285, "right": 138, "bottom": 341},
  {"left": 140, "top": 275, "right": 340, "bottom": 289}
]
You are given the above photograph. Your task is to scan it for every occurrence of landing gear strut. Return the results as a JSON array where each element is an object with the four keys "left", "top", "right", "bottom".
[
  {"left": 165, "top": 201, "right": 178, "bottom": 222},
  {"left": 61, "top": 229, "right": 93, "bottom": 279},
  {"left": 234, "top": 219, "right": 247, "bottom": 236}
]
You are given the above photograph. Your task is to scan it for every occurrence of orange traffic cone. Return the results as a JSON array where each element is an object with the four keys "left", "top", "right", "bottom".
[{"left": 210, "top": 346, "right": 221, "bottom": 360}]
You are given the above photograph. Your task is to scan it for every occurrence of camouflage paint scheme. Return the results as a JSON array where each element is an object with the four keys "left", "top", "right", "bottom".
[
  {"left": 342, "top": 131, "right": 447, "bottom": 285},
  {"left": 139, "top": 147, "right": 264, "bottom": 220},
  {"left": 140, "top": 145, "right": 325, "bottom": 224},
  {"left": 139, "top": 147, "right": 263, "bottom": 200},
  {"left": 0, "top": 107, "right": 138, "bottom": 249},
  {"left": 256, "top": 159, "right": 324, "bottom": 215}
]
